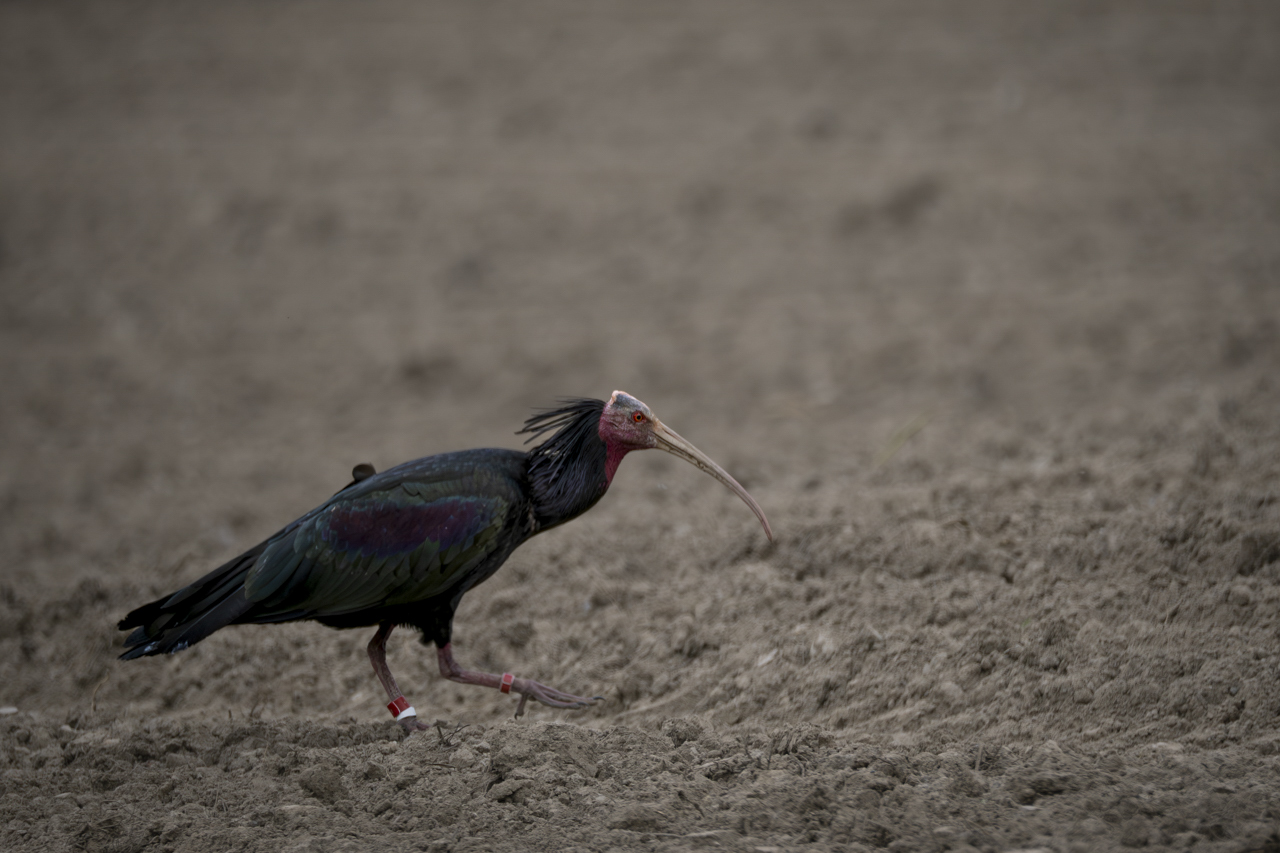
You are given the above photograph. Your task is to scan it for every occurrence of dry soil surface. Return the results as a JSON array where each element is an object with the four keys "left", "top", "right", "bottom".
[{"left": 3, "top": 2, "right": 1280, "bottom": 852}]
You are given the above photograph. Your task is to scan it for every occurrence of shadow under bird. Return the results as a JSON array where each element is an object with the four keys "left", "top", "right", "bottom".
[{"left": 119, "top": 391, "right": 773, "bottom": 729}]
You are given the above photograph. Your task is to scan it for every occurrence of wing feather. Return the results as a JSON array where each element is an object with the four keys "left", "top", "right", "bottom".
[
  {"left": 241, "top": 483, "right": 510, "bottom": 618},
  {"left": 245, "top": 536, "right": 306, "bottom": 604}
]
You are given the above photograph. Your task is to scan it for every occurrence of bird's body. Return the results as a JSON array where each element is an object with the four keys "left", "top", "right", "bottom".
[
  {"left": 120, "top": 448, "right": 534, "bottom": 655},
  {"left": 119, "top": 392, "right": 771, "bottom": 727}
]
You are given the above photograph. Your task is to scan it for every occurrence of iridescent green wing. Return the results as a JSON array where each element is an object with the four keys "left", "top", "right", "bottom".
[{"left": 243, "top": 479, "right": 512, "bottom": 618}]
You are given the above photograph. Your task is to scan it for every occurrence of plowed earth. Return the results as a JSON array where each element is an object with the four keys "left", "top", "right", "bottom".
[{"left": 2, "top": 3, "right": 1279, "bottom": 852}]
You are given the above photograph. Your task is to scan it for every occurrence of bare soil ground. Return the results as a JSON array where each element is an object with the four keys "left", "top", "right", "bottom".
[{"left": 3, "top": 2, "right": 1280, "bottom": 851}]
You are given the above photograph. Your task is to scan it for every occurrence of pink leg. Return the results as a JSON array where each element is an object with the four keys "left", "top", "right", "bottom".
[
  {"left": 436, "top": 642, "right": 601, "bottom": 718},
  {"left": 367, "top": 623, "right": 429, "bottom": 732}
]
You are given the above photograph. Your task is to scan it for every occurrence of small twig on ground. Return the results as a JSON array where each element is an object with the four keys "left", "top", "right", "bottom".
[
  {"left": 615, "top": 830, "right": 729, "bottom": 839},
  {"left": 434, "top": 720, "right": 469, "bottom": 746},
  {"left": 874, "top": 413, "right": 930, "bottom": 468},
  {"left": 90, "top": 671, "right": 111, "bottom": 714}
]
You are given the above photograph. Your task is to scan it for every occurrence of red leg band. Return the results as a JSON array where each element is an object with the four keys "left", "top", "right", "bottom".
[
  {"left": 500, "top": 673, "right": 514, "bottom": 694},
  {"left": 387, "top": 696, "right": 411, "bottom": 718}
]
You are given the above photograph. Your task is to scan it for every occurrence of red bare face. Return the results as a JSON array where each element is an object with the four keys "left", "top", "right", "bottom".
[{"left": 597, "top": 390, "right": 659, "bottom": 451}]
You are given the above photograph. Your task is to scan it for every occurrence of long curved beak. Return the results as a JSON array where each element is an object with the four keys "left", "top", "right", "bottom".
[{"left": 652, "top": 421, "right": 774, "bottom": 542}]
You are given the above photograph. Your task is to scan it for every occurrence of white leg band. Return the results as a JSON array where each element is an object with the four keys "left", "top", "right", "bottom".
[{"left": 395, "top": 705, "right": 417, "bottom": 721}]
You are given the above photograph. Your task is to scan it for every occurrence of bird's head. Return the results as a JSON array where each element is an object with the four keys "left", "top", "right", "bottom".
[
  {"left": 598, "top": 390, "right": 660, "bottom": 451},
  {"left": 599, "top": 390, "right": 773, "bottom": 541}
]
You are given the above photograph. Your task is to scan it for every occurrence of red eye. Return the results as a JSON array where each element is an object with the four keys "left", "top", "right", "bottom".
[{"left": 633, "top": 412, "right": 645, "bottom": 423}]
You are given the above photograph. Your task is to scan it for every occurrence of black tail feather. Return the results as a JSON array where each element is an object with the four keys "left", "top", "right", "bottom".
[{"left": 118, "top": 543, "right": 265, "bottom": 659}]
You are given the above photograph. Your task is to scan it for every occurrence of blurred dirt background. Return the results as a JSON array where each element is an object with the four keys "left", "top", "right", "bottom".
[{"left": 3, "top": 2, "right": 1280, "bottom": 851}]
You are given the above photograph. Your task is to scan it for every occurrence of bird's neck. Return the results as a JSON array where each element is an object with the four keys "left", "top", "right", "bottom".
[
  {"left": 603, "top": 441, "right": 629, "bottom": 486},
  {"left": 526, "top": 424, "right": 613, "bottom": 530}
]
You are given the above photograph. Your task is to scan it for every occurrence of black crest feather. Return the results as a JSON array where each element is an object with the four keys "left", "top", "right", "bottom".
[{"left": 518, "top": 398, "right": 608, "bottom": 528}]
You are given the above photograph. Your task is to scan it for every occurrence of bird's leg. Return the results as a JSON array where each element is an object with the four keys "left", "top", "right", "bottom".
[
  {"left": 436, "top": 642, "right": 601, "bottom": 718},
  {"left": 367, "top": 623, "right": 429, "bottom": 732}
]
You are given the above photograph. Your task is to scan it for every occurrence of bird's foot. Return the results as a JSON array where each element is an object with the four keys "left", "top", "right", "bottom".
[
  {"left": 395, "top": 714, "right": 432, "bottom": 734},
  {"left": 436, "top": 642, "right": 601, "bottom": 717},
  {"left": 505, "top": 676, "right": 603, "bottom": 718}
]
